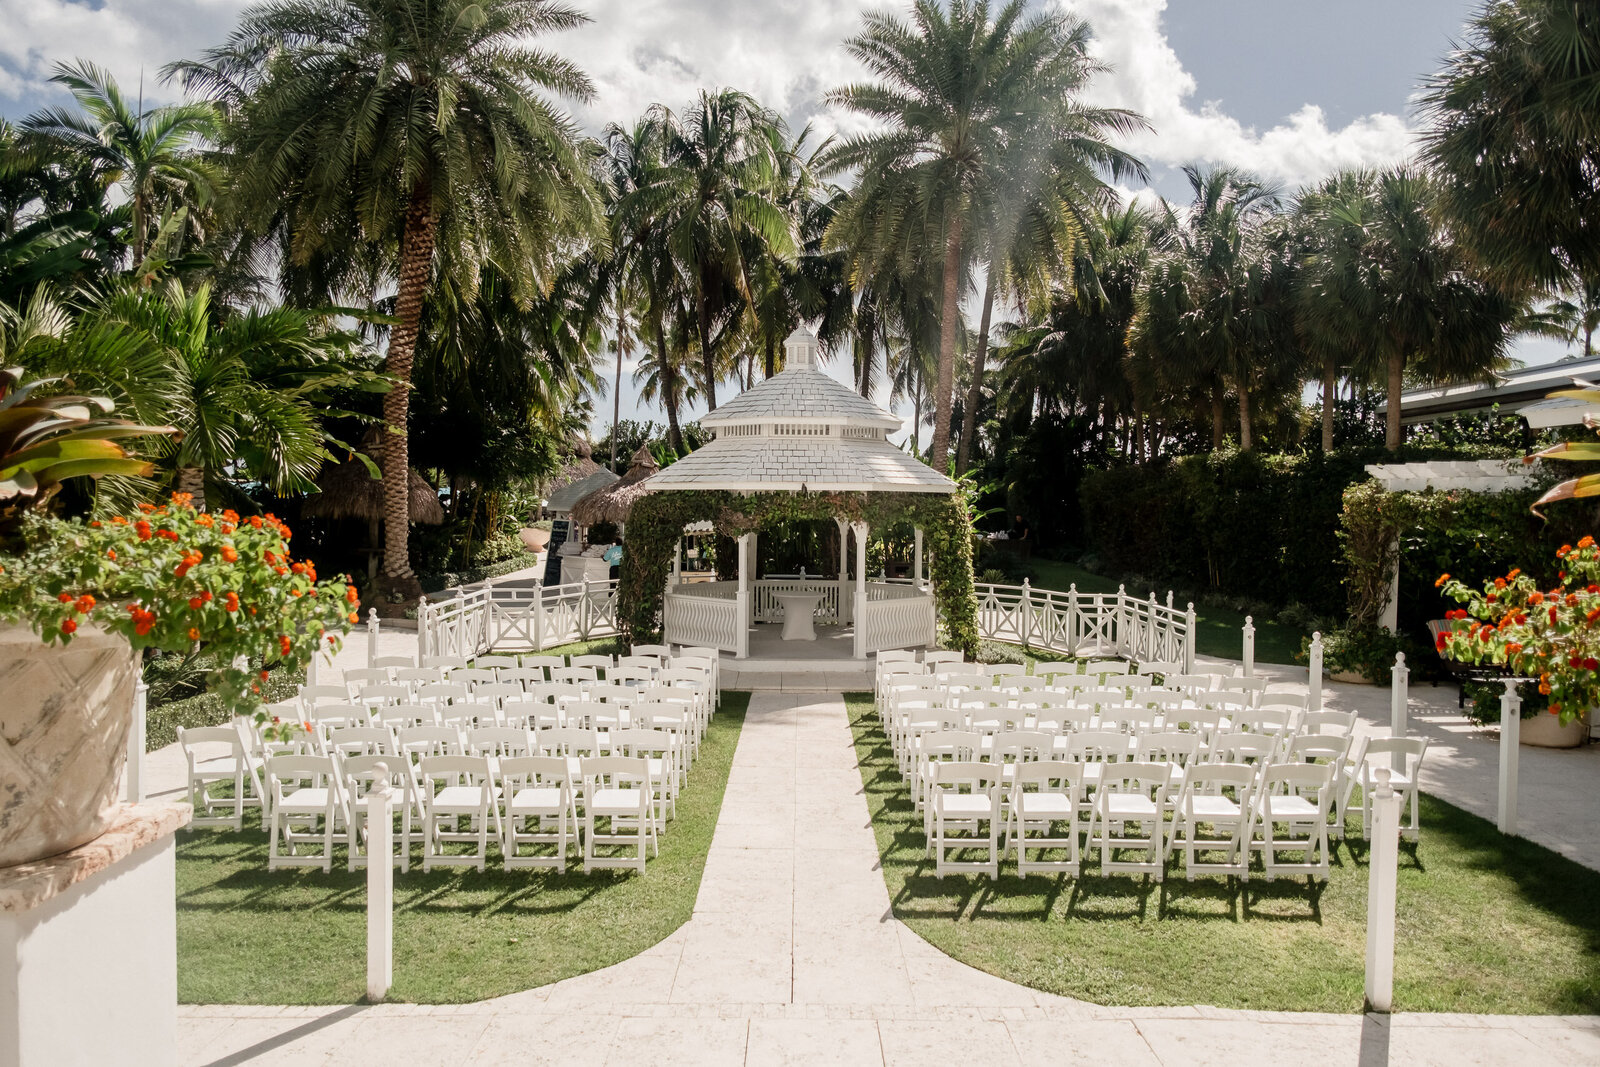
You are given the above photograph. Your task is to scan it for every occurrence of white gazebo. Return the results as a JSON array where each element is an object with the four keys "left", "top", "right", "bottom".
[{"left": 645, "top": 327, "right": 958, "bottom": 658}]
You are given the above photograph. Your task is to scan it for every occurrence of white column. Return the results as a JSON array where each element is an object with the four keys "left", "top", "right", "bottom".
[
  {"left": 1364, "top": 767, "right": 1400, "bottom": 1013},
  {"left": 852, "top": 521, "right": 868, "bottom": 658},
  {"left": 736, "top": 533, "right": 752, "bottom": 659},
  {"left": 913, "top": 527, "right": 924, "bottom": 586},
  {"left": 1497, "top": 679, "right": 1521, "bottom": 835},
  {"left": 1390, "top": 652, "right": 1409, "bottom": 775},
  {"left": 124, "top": 681, "right": 148, "bottom": 803},
  {"left": 1242, "top": 616, "right": 1255, "bottom": 677},
  {"left": 671, "top": 538, "right": 682, "bottom": 584},
  {"left": 1308, "top": 631, "right": 1324, "bottom": 712},
  {"left": 1379, "top": 534, "right": 1400, "bottom": 633},
  {"left": 366, "top": 607, "right": 380, "bottom": 668},
  {"left": 836, "top": 519, "right": 851, "bottom": 625},
  {"left": 366, "top": 769, "right": 394, "bottom": 1003}
]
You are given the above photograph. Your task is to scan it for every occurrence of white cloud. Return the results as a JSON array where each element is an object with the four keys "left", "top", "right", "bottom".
[{"left": 1073, "top": 0, "right": 1418, "bottom": 191}]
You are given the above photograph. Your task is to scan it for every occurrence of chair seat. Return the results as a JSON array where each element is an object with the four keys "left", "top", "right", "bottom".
[
  {"left": 277, "top": 788, "right": 332, "bottom": 813},
  {"left": 1264, "top": 796, "right": 1319, "bottom": 818},
  {"left": 1187, "top": 796, "right": 1242, "bottom": 819},
  {"left": 508, "top": 787, "right": 565, "bottom": 815},
  {"left": 589, "top": 787, "right": 645, "bottom": 815},
  {"left": 1015, "top": 793, "right": 1074, "bottom": 817},
  {"left": 1101, "top": 795, "right": 1158, "bottom": 819},
  {"left": 431, "top": 785, "right": 491, "bottom": 811},
  {"left": 192, "top": 758, "right": 244, "bottom": 776},
  {"left": 935, "top": 795, "right": 996, "bottom": 818}
]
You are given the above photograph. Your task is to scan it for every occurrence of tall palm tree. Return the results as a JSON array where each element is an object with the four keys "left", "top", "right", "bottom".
[
  {"left": 1420, "top": 0, "right": 1600, "bottom": 297},
  {"left": 22, "top": 61, "right": 218, "bottom": 264},
  {"left": 635, "top": 90, "right": 797, "bottom": 409},
  {"left": 824, "top": 0, "right": 1139, "bottom": 471},
  {"left": 172, "top": 0, "right": 600, "bottom": 600}
]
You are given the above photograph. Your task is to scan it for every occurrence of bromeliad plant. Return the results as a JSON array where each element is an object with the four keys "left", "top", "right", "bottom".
[
  {"left": 0, "top": 494, "right": 357, "bottom": 737},
  {"left": 1435, "top": 538, "right": 1600, "bottom": 725}
]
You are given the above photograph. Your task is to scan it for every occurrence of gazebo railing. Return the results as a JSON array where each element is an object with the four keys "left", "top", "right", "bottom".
[
  {"left": 752, "top": 578, "right": 843, "bottom": 624},
  {"left": 418, "top": 574, "right": 1192, "bottom": 670}
]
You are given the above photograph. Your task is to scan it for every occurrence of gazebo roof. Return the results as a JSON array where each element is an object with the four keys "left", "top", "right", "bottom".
[
  {"left": 571, "top": 446, "right": 661, "bottom": 526},
  {"left": 646, "top": 327, "right": 957, "bottom": 495},
  {"left": 546, "top": 467, "right": 619, "bottom": 514}
]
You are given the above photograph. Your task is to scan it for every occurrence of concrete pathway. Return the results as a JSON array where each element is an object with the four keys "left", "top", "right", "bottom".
[{"left": 175, "top": 693, "right": 1600, "bottom": 1066}]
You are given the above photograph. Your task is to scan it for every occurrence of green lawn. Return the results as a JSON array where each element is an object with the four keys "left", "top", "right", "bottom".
[
  {"left": 844, "top": 694, "right": 1600, "bottom": 1014},
  {"left": 174, "top": 691, "right": 749, "bottom": 1004},
  {"left": 1028, "top": 558, "right": 1308, "bottom": 665}
]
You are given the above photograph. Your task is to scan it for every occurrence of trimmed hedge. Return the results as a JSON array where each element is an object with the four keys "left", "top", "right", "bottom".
[
  {"left": 146, "top": 668, "right": 304, "bottom": 752},
  {"left": 1079, "top": 445, "right": 1523, "bottom": 619}
]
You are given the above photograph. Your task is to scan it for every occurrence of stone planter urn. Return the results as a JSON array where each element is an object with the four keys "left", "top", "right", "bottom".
[
  {"left": 1518, "top": 710, "right": 1591, "bottom": 749},
  {"left": 0, "top": 621, "right": 140, "bottom": 867},
  {"left": 519, "top": 527, "right": 551, "bottom": 552}
]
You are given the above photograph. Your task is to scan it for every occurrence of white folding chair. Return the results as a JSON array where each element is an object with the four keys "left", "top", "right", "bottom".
[
  {"left": 1085, "top": 762, "right": 1170, "bottom": 880},
  {"left": 266, "top": 755, "right": 344, "bottom": 871},
  {"left": 1358, "top": 737, "right": 1428, "bottom": 840},
  {"left": 342, "top": 755, "right": 414, "bottom": 873},
  {"left": 500, "top": 755, "right": 575, "bottom": 871},
  {"left": 178, "top": 725, "right": 255, "bottom": 828},
  {"left": 474, "top": 654, "right": 520, "bottom": 670},
  {"left": 1252, "top": 762, "right": 1334, "bottom": 881},
  {"left": 581, "top": 755, "right": 655, "bottom": 873},
  {"left": 419, "top": 755, "right": 498, "bottom": 872},
  {"left": 928, "top": 760, "right": 1003, "bottom": 879},
  {"left": 1168, "top": 763, "right": 1255, "bottom": 881},
  {"left": 1008, "top": 760, "right": 1084, "bottom": 877}
]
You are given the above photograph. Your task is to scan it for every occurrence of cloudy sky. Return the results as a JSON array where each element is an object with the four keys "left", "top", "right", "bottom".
[{"left": 0, "top": 0, "right": 1562, "bottom": 437}]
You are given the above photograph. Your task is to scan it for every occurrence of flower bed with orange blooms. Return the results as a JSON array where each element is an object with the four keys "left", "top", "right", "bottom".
[
  {"left": 1436, "top": 537, "right": 1600, "bottom": 725},
  {"left": 0, "top": 494, "right": 356, "bottom": 736}
]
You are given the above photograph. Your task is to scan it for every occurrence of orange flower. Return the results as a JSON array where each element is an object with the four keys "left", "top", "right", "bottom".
[
  {"left": 248, "top": 516, "right": 263, "bottom": 529},
  {"left": 1507, "top": 568, "right": 1522, "bottom": 580},
  {"left": 1505, "top": 642, "right": 1523, "bottom": 655},
  {"left": 201, "top": 591, "right": 213, "bottom": 602},
  {"left": 221, "top": 509, "right": 239, "bottom": 524},
  {"left": 60, "top": 618, "right": 77, "bottom": 635},
  {"left": 106, "top": 549, "right": 116, "bottom": 561},
  {"left": 224, "top": 592, "right": 239, "bottom": 613},
  {"left": 1529, "top": 592, "right": 1545, "bottom": 605},
  {"left": 188, "top": 596, "right": 204, "bottom": 610},
  {"left": 187, "top": 627, "right": 200, "bottom": 641},
  {"left": 110, "top": 516, "right": 128, "bottom": 525},
  {"left": 221, "top": 545, "right": 239, "bottom": 563},
  {"left": 290, "top": 588, "right": 303, "bottom": 598},
  {"left": 57, "top": 591, "right": 73, "bottom": 603},
  {"left": 1559, "top": 544, "right": 1572, "bottom": 557},
  {"left": 278, "top": 635, "right": 292, "bottom": 657},
  {"left": 1494, "top": 577, "right": 1507, "bottom": 590},
  {"left": 75, "top": 595, "right": 95, "bottom": 613},
  {"left": 195, "top": 513, "right": 213, "bottom": 528},
  {"left": 1581, "top": 536, "right": 1595, "bottom": 549},
  {"left": 134, "top": 520, "right": 151, "bottom": 541},
  {"left": 347, "top": 611, "right": 359, "bottom": 624},
  {"left": 290, "top": 562, "right": 305, "bottom": 574},
  {"left": 345, "top": 585, "right": 359, "bottom": 604},
  {"left": 1435, "top": 573, "right": 1450, "bottom": 587}
]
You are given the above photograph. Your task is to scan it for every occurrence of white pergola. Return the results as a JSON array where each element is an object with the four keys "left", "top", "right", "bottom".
[
  {"left": 645, "top": 327, "right": 958, "bottom": 658},
  {"left": 1364, "top": 460, "right": 1536, "bottom": 631}
]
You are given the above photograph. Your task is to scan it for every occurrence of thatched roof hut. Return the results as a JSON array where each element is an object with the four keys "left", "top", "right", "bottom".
[
  {"left": 571, "top": 446, "right": 660, "bottom": 527},
  {"left": 545, "top": 438, "right": 608, "bottom": 499},
  {"left": 303, "top": 459, "right": 446, "bottom": 525}
]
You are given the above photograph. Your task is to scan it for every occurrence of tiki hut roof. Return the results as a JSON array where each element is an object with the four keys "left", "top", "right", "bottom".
[
  {"left": 302, "top": 458, "right": 446, "bottom": 525},
  {"left": 546, "top": 468, "right": 619, "bottom": 514},
  {"left": 570, "top": 446, "right": 660, "bottom": 527},
  {"left": 544, "top": 437, "right": 608, "bottom": 499}
]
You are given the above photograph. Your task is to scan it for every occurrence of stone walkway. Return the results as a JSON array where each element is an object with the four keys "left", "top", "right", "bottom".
[{"left": 176, "top": 693, "right": 1600, "bottom": 1066}]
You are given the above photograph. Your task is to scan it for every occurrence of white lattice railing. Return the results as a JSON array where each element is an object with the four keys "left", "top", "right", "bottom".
[
  {"left": 752, "top": 578, "right": 843, "bottom": 624},
  {"left": 417, "top": 573, "right": 1192, "bottom": 670}
]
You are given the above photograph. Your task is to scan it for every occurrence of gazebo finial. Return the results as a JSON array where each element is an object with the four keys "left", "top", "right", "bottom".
[{"left": 784, "top": 326, "right": 819, "bottom": 370}]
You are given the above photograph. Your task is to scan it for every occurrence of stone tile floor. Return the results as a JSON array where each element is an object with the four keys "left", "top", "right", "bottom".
[{"left": 175, "top": 692, "right": 1600, "bottom": 1066}]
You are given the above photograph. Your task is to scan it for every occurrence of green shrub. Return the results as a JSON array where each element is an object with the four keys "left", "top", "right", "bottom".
[
  {"left": 1461, "top": 679, "right": 1543, "bottom": 724},
  {"left": 1309, "top": 624, "right": 1425, "bottom": 685},
  {"left": 146, "top": 668, "right": 304, "bottom": 751}
]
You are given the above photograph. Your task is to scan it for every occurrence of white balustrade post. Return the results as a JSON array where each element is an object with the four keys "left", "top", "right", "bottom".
[
  {"left": 1184, "top": 603, "right": 1197, "bottom": 672},
  {"left": 1364, "top": 767, "right": 1400, "bottom": 1013},
  {"left": 1020, "top": 579, "right": 1033, "bottom": 649},
  {"left": 1390, "top": 652, "right": 1409, "bottom": 774},
  {"left": 580, "top": 577, "right": 592, "bottom": 640},
  {"left": 1116, "top": 584, "right": 1128, "bottom": 655},
  {"left": 736, "top": 533, "right": 752, "bottom": 659},
  {"left": 124, "top": 680, "right": 148, "bottom": 803},
  {"left": 913, "top": 527, "right": 924, "bottom": 587},
  {"left": 1308, "top": 631, "right": 1324, "bottom": 713},
  {"left": 531, "top": 579, "right": 546, "bottom": 651},
  {"left": 1147, "top": 592, "right": 1159, "bottom": 662},
  {"left": 1067, "top": 583, "right": 1080, "bottom": 656},
  {"left": 1242, "top": 616, "right": 1256, "bottom": 677},
  {"left": 366, "top": 608, "right": 380, "bottom": 667},
  {"left": 415, "top": 595, "right": 428, "bottom": 664},
  {"left": 365, "top": 769, "right": 394, "bottom": 1003},
  {"left": 1497, "top": 679, "right": 1521, "bottom": 835},
  {"left": 853, "top": 521, "right": 868, "bottom": 659}
]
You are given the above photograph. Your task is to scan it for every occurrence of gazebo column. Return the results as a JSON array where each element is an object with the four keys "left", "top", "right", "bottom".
[
  {"left": 735, "top": 532, "right": 752, "bottom": 658},
  {"left": 913, "top": 527, "right": 924, "bottom": 588},
  {"left": 835, "top": 518, "right": 851, "bottom": 624},
  {"left": 671, "top": 537, "right": 682, "bottom": 585},
  {"left": 852, "top": 521, "right": 869, "bottom": 658}
]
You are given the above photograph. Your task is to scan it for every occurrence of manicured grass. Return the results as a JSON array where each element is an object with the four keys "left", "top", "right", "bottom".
[
  {"left": 174, "top": 691, "right": 749, "bottom": 1004},
  {"left": 1029, "top": 558, "right": 1307, "bottom": 665},
  {"left": 844, "top": 694, "right": 1600, "bottom": 1014}
]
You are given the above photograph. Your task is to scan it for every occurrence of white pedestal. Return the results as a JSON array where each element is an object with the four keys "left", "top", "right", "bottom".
[{"left": 0, "top": 803, "right": 191, "bottom": 1067}]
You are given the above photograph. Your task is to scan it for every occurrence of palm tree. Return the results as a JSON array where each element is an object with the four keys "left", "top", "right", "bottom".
[
  {"left": 824, "top": 0, "right": 1140, "bottom": 471},
  {"left": 172, "top": 0, "right": 600, "bottom": 600},
  {"left": 22, "top": 61, "right": 217, "bottom": 264},
  {"left": 1420, "top": 0, "right": 1600, "bottom": 297}
]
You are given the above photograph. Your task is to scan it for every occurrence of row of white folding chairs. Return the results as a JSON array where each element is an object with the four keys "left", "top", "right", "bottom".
[
  {"left": 929, "top": 756, "right": 1357, "bottom": 883},
  {"left": 306, "top": 658, "right": 714, "bottom": 709},
  {"left": 263, "top": 747, "right": 664, "bottom": 875},
  {"left": 878, "top": 665, "right": 1287, "bottom": 714},
  {"left": 401, "top": 643, "right": 721, "bottom": 690}
]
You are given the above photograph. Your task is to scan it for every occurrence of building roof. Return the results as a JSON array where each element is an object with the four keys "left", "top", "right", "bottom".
[
  {"left": 1364, "top": 459, "right": 1535, "bottom": 493},
  {"left": 571, "top": 446, "right": 661, "bottom": 526},
  {"left": 643, "top": 435, "right": 955, "bottom": 493},
  {"left": 701, "top": 328, "right": 902, "bottom": 431},
  {"left": 545, "top": 467, "right": 619, "bottom": 514},
  {"left": 1382, "top": 354, "right": 1600, "bottom": 425}
]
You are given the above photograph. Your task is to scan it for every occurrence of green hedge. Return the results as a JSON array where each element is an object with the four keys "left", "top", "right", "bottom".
[
  {"left": 1079, "top": 445, "right": 1522, "bottom": 619},
  {"left": 146, "top": 669, "right": 304, "bottom": 752}
]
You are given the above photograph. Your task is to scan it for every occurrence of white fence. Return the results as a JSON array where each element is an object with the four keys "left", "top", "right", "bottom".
[
  {"left": 417, "top": 575, "right": 1193, "bottom": 670},
  {"left": 752, "top": 578, "right": 844, "bottom": 624}
]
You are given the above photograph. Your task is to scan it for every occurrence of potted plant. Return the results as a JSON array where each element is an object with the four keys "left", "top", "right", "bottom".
[
  {"left": 0, "top": 368, "right": 354, "bottom": 866},
  {"left": 1436, "top": 539, "right": 1600, "bottom": 745}
]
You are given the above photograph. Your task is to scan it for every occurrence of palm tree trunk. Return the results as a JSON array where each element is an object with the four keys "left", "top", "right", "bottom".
[
  {"left": 1237, "top": 383, "right": 1253, "bottom": 452},
  {"left": 1321, "top": 353, "right": 1337, "bottom": 452},
  {"left": 176, "top": 465, "right": 206, "bottom": 510},
  {"left": 1385, "top": 349, "right": 1404, "bottom": 450},
  {"left": 656, "top": 323, "right": 685, "bottom": 455},
  {"left": 1133, "top": 398, "right": 1146, "bottom": 464},
  {"left": 764, "top": 333, "right": 777, "bottom": 379},
  {"left": 696, "top": 282, "right": 717, "bottom": 411},
  {"left": 611, "top": 323, "right": 627, "bottom": 471},
  {"left": 912, "top": 360, "right": 923, "bottom": 457},
  {"left": 929, "top": 212, "right": 965, "bottom": 471},
  {"left": 1210, "top": 384, "right": 1225, "bottom": 449},
  {"left": 956, "top": 266, "right": 997, "bottom": 476},
  {"left": 380, "top": 185, "right": 435, "bottom": 591}
]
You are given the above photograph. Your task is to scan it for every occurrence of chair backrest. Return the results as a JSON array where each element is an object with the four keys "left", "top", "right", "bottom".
[
  {"left": 417, "top": 682, "right": 470, "bottom": 705},
  {"left": 1014, "top": 759, "right": 1084, "bottom": 796},
  {"left": 418, "top": 754, "right": 493, "bottom": 791},
  {"left": 1097, "top": 705, "right": 1161, "bottom": 734},
  {"left": 307, "top": 704, "right": 367, "bottom": 731},
  {"left": 1071, "top": 688, "right": 1125, "bottom": 711},
  {"left": 571, "top": 654, "right": 615, "bottom": 676},
  {"left": 451, "top": 668, "right": 500, "bottom": 688},
  {"left": 1233, "top": 709, "right": 1293, "bottom": 735},
  {"left": 267, "top": 754, "right": 337, "bottom": 794},
  {"left": 551, "top": 666, "right": 598, "bottom": 685},
  {"left": 519, "top": 655, "right": 565, "bottom": 679},
  {"left": 299, "top": 684, "right": 354, "bottom": 707},
  {"left": 372, "top": 655, "right": 417, "bottom": 670},
  {"left": 877, "top": 649, "right": 918, "bottom": 666},
  {"left": 324, "top": 726, "right": 394, "bottom": 757},
  {"left": 1068, "top": 728, "right": 1128, "bottom": 762},
  {"left": 474, "top": 654, "right": 520, "bottom": 669},
  {"left": 341, "top": 754, "right": 411, "bottom": 797},
  {"left": 921, "top": 729, "right": 981, "bottom": 762},
  {"left": 178, "top": 725, "right": 242, "bottom": 759},
  {"left": 1209, "top": 730, "right": 1278, "bottom": 764},
  {"left": 399, "top": 726, "right": 462, "bottom": 758},
  {"left": 632, "top": 644, "right": 673, "bottom": 658},
  {"left": 421, "top": 655, "right": 468, "bottom": 672},
  {"left": 673, "top": 655, "right": 715, "bottom": 673},
  {"left": 475, "top": 682, "right": 526, "bottom": 706},
  {"left": 1040, "top": 669, "right": 1089, "bottom": 689},
  {"left": 344, "top": 668, "right": 390, "bottom": 688},
  {"left": 1134, "top": 730, "right": 1199, "bottom": 765},
  {"left": 929, "top": 759, "right": 1001, "bottom": 795},
  {"left": 1181, "top": 762, "right": 1255, "bottom": 800},
  {"left": 1032, "top": 707, "right": 1095, "bottom": 734},
  {"left": 610, "top": 727, "right": 672, "bottom": 759},
  {"left": 395, "top": 667, "right": 445, "bottom": 686},
  {"left": 498, "top": 755, "right": 569, "bottom": 789},
  {"left": 987, "top": 663, "right": 1027, "bottom": 683},
  {"left": 1099, "top": 760, "right": 1172, "bottom": 796},
  {"left": 438, "top": 701, "right": 499, "bottom": 730},
  {"left": 375, "top": 704, "right": 435, "bottom": 730},
  {"left": 468, "top": 726, "right": 534, "bottom": 757},
  {"left": 1263, "top": 760, "right": 1333, "bottom": 801},
  {"left": 536, "top": 727, "right": 599, "bottom": 756},
  {"left": 1287, "top": 733, "right": 1351, "bottom": 766},
  {"left": 922, "top": 650, "right": 965, "bottom": 667},
  {"left": 1362, "top": 736, "right": 1428, "bottom": 764},
  {"left": 1081, "top": 659, "right": 1127, "bottom": 681},
  {"left": 579, "top": 754, "right": 650, "bottom": 789},
  {"left": 938, "top": 670, "right": 990, "bottom": 692},
  {"left": 992, "top": 730, "right": 1053, "bottom": 764},
  {"left": 359, "top": 683, "right": 411, "bottom": 706}
]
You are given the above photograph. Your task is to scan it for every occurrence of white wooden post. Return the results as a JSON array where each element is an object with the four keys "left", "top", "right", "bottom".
[
  {"left": 736, "top": 533, "right": 751, "bottom": 659},
  {"left": 416, "top": 596, "right": 429, "bottom": 661},
  {"left": 1497, "top": 679, "right": 1521, "bottom": 835},
  {"left": 365, "top": 768, "right": 394, "bottom": 1002},
  {"left": 1390, "top": 652, "right": 1408, "bottom": 774},
  {"left": 836, "top": 518, "right": 850, "bottom": 624},
  {"left": 1364, "top": 767, "right": 1400, "bottom": 1013},
  {"left": 579, "top": 577, "right": 592, "bottom": 640},
  {"left": 1184, "top": 603, "right": 1196, "bottom": 672},
  {"left": 366, "top": 608, "right": 380, "bottom": 667},
  {"left": 1020, "top": 579, "right": 1033, "bottom": 650},
  {"left": 671, "top": 538, "right": 682, "bottom": 584},
  {"left": 853, "top": 521, "right": 868, "bottom": 659},
  {"left": 1242, "top": 616, "right": 1255, "bottom": 677},
  {"left": 1116, "top": 584, "right": 1128, "bottom": 656},
  {"left": 913, "top": 527, "right": 924, "bottom": 587},
  {"left": 1308, "top": 631, "right": 1323, "bottom": 713},
  {"left": 124, "top": 680, "right": 148, "bottom": 803},
  {"left": 531, "top": 579, "right": 546, "bottom": 651},
  {"left": 1147, "top": 592, "right": 1159, "bottom": 662},
  {"left": 1067, "top": 583, "right": 1080, "bottom": 656}
]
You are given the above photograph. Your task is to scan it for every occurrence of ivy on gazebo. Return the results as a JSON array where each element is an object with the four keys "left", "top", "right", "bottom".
[{"left": 618, "top": 489, "right": 979, "bottom": 655}]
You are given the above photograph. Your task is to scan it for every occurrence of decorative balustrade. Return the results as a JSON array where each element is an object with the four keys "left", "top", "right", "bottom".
[
  {"left": 855, "top": 582, "right": 936, "bottom": 656},
  {"left": 663, "top": 582, "right": 744, "bottom": 655},
  {"left": 752, "top": 578, "right": 842, "bottom": 624},
  {"left": 417, "top": 577, "right": 623, "bottom": 660}
]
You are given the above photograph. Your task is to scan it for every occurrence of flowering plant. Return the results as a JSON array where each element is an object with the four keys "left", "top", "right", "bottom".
[
  {"left": 0, "top": 494, "right": 357, "bottom": 737},
  {"left": 1436, "top": 537, "right": 1600, "bottom": 725}
]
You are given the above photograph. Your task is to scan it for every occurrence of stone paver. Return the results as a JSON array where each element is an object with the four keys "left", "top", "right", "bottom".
[{"left": 176, "top": 691, "right": 1600, "bottom": 1065}]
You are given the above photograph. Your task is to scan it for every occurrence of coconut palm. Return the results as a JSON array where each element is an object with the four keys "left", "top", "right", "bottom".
[
  {"left": 824, "top": 0, "right": 1139, "bottom": 470},
  {"left": 21, "top": 61, "right": 218, "bottom": 264},
  {"left": 171, "top": 0, "right": 601, "bottom": 599},
  {"left": 1420, "top": 0, "right": 1600, "bottom": 297}
]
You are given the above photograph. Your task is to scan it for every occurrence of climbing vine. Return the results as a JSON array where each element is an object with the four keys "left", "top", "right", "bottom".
[{"left": 618, "top": 490, "right": 979, "bottom": 655}]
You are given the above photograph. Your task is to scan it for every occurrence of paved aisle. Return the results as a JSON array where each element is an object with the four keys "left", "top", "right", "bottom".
[{"left": 179, "top": 693, "right": 1599, "bottom": 1066}]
